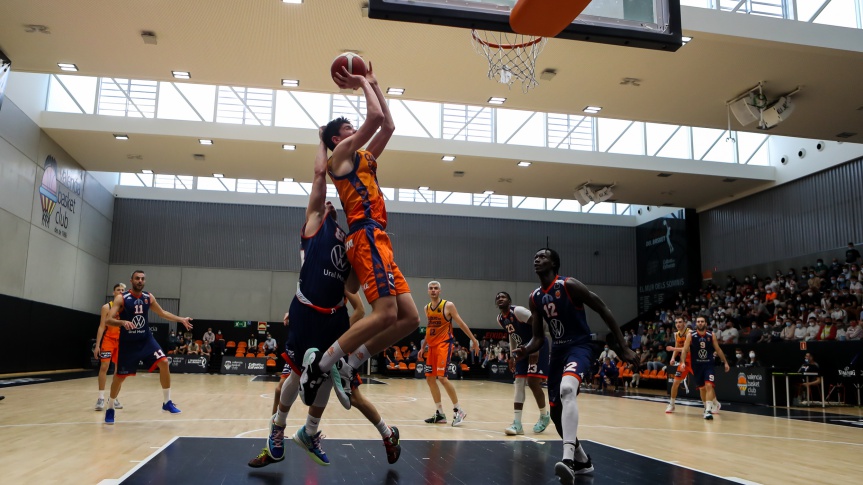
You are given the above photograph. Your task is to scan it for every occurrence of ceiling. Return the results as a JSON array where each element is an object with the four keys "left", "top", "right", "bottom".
[{"left": 2, "top": 0, "right": 862, "bottom": 207}]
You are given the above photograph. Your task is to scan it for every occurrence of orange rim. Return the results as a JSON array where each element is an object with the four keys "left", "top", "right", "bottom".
[{"left": 471, "top": 30, "right": 544, "bottom": 50}]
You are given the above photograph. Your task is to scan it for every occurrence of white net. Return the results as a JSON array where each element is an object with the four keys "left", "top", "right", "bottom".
[{"left": 471, "top": 30, "right": 547, "bottom": 92}]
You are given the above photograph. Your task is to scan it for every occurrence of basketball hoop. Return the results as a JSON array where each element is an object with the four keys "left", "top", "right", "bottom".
[{"left": 471, "top": 30, "right": 546, "bottom": 92}]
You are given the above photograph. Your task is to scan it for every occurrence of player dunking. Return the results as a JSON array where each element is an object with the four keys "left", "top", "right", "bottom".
[
  {"left": 514, "top": 248, "right": 637, "bottom": 483},
  {"left": 93, "top": 282, "right": 126, "bottom": 411},
  {"left": 495, "top": 291, "right": 550, "bottom": 435},
  {"left": 421, "top": 281, "right": 480, "bottom": 426},
  {"left": 300, "top": 62, "right": 419, "bottom": 406},
  {"left": 104, "top": 270, "right": 193, "bottom": 424},
  {"left": 249, "top": 127, "right": 400, "bottom": 468},
  {"left": 678, "top": 316, "right": 730, "bottom": 420}
]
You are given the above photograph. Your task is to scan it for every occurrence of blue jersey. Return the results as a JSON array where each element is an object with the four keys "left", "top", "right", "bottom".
[
  {"left": 690, "top": 329, "right": 715, "bottom": 365},
  {"left": 497, "top": 306, "right": 532, "bottom": 349},
  {"left": 119, "top": 291, "right": 153, "bottom": 343},
  {"left": 530, "top": 275, "right": 591, "bottom": 349},
  {"left": 297, "top": 216, "right": 352, "bottom": 310}
]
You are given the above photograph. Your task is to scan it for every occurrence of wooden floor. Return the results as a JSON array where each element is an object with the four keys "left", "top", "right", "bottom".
[{"left": 0, "top": 374, "right": 861, "bottom": 484}]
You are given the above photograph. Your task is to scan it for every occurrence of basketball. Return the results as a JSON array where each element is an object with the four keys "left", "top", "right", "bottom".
[{"left": 331, "top": 53, "right": 367, "bottom": 82}]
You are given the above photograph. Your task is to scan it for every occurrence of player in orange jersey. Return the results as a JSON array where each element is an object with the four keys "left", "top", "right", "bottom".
[
  {"left": 93, "top": 282, "right": 126, "bottom": 411},
  {"left": 300, "top": 62, "right": 420, "bottom": 408},
  {"left": 422, "top": 281, "right": 480, "bottom": 426}
]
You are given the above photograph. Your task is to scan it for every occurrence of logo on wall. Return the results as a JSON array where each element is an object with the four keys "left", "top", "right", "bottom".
[
  {"left": 39, "top": 157, "right": 59, "bottom": 227},
  {"left": 737, "top": 372, "right": 748, "bottom": 396},
  {"left": 36, "top": 155, "right": 83, "bottom": 239}
]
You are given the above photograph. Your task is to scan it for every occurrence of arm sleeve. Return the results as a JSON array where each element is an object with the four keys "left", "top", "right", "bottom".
[{"left": 513, "top": 306, "right": 532, "bottom": 323}]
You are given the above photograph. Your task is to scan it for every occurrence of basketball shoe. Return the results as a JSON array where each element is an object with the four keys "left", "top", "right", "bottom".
[
  {"left": 534, "top": 414, "right": 551, "bottom": 433},
  {"left": 555, "top": 456, "right": 595, "bottom": 483},
  {"left": 712, "top": 399, "right": 721, "bottom": 413},
  {"left": 248, "top": 449, "right": 280, "bottom": 468},
  {"left": 331, "top": 358, "right": 354, "bottom": 410},
  {"left": 424, "top": 410, "right": 446, "bottom": 424},
  {"left": 162, "top": 400, "right": 181, "bottom": 414},
  {"left": 114, "top": 399, "right": 123, "bottom": 409},
  {"left": 299, "top": 348, "right": 329, "bottom": 406},
  {"left": 95, "top": 398, "right": 105, "bottom": 411},
  {"left": 665, "top": 403, "right": 675, "bottom": 414},
  {"left": 505, "top": 422, "right": 524, "bottom": 435},
  {"left": 266, "top": 414, "right": 286, "bottom": 461},
  {"left": 293, "top": 426, "right": 329, "bottom": 466},
  {"left": 104, "top": 408, "right": 115, "bottom": 425},
  {"left": 383, "top": 426, "right": 401, "bottom": 464},
  {"left": 452, "top": 408, "right": 467, "bottom": 427}
]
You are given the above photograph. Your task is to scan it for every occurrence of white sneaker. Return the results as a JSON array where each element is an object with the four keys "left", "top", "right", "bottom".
[
  {"left": 712, "top": 400, "right": 721, "bottom": 414},
  {"left": 703, "top": 411, "right": 713, "bottom": 420},
  {"left": 504, "top": 422, "right": 524, "bottom": 435},
  {"left": 95, "top": 398, "right": 105, "bottom": 411},
  {"left": 114, "top": 399, "right": 124, "bottom": 410},
  {"left": 665, "top": 403, "right": 675, "bottom": 414},
  {"left": 452, "top": 408, "right": 466, "bottom": 427}
]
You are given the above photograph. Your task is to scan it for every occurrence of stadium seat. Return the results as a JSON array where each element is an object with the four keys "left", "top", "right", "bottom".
[
  {"left": 647, "top": 369, "right": 658, "bottom": 378},
  {"left": 256, "top": 353, "right": 265, "bottom": 358},
  {"left": 460, "top": 363, "right": 469, "bottom": 371},
  {"left": 408, "top": 363, "right": 416, "bottom": 370},
  {"left": 245, "top": 353, "right": 255, "bottom": 358},
  {"left": 398, "top": 362, "right": 408, "bottom": 370},
  {"left": 226, "top": 341, "right": 236, "bottom": 348},
  {"left": 266, "top": 360, "right": 276, "bottom": 367},
  {"left": 235, "top": 352, "right": 244, "bottom": 357},
  {"left": 195, "top": 340, "right": 203, "bottom": 345}
]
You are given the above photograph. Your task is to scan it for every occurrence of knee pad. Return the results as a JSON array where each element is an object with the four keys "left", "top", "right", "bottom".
[{"left": 514, "top": 377, "right": 526, "bottom": 404}]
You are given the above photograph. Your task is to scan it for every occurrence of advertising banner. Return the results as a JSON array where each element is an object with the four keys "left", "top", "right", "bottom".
[
  {"left": 167, "top": 355, "right": 209, "bottom": 374},
  {"left": 220, "top": 357, "right": 268, "bottom": 375}
]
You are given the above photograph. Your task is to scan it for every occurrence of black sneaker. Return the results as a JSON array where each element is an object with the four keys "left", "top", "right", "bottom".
[
  {"left": 554, "top": 456, "right": 594, "bottom": 484},
  {"left": 424, "top": 410, "right": 446, "bottom": 424},
  {"left": 299, "top": 348, "right": 330, "bottom": 406},
  {"left": 383, "top": 426, "right": 401, "bottom": 464}
]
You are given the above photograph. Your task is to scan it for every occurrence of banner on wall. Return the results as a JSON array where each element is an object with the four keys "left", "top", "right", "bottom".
[
  {"left": 0, "top": 50, "right": 10, "bottom": 113},
  {"left": 167, "top": 355, "right": 209, "bottom": 374},
  {"left": 636, "top": 214, "right": 690, "bottom": 313},
  {"left": 31, "top": 154, "right": 85, "bottom": 242},
  {"left": 220, "top": 357, "right": 267, "bottom": 375}
]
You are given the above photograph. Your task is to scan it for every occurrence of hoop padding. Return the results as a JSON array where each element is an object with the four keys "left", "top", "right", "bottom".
[
  {"left": 511, "top": 0, "right": 592, "bottom": 38},
  {"left": 471, "top": 30, "right": 547, "bottom": 92}
]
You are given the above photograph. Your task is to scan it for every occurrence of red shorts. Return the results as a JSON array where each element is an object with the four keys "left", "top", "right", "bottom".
[
  {"left": 424, "top": 342, "right": 453, "bottom": 378},
  {"left": 100, "top": 335, "right": 119, "bottom": 364},
  {"left": 346, "top": 226, "right": 410, "bottom": 303}
]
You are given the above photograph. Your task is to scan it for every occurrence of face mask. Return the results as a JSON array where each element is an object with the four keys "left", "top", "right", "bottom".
[
  {"left": 786, "top": 322, "right": 791, "bottom": 327},
  {"left": 764, "top": 324, "right": 770, "bottom": 329},
  {"left": 797, "top": 324, "right": 802, "bottom": 328},
  {"left": 735, "top": 353, "right": 742, "bottom": 358},
  {"left": 797, "top": 297, "right": 802, "bottom": 301},
  {"left": 804, "top": 358, "right": 809, "bottom": 364},
  {"left": 749, "top": 352, "right": 756, "bottom": 359},
  {"left": 604, "top": 347, "right": 609, "bottom": 351}
]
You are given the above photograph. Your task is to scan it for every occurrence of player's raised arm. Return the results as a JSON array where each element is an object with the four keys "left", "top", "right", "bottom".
[
  {"left": 446, "top": 302, "right": 480, "bottom": 355},
  {"left": 565, "top": 277, "right": 639, "bottom": 367},
  {"left": 305, "top": 127, "right": 330, "bottom": 231},
  {"left": 330, "top": 68, "right": 384, "bottom": 171},
  {"left": 364, "top": 62, "right": 395, "bottom": 159},
  {"left": 149, "top": 294, "right": 193, "bottom": 330}
]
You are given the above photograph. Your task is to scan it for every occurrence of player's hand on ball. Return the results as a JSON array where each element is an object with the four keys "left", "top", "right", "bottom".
[{"left": 333, "top": 66, "right": 365, "bottom": 90}]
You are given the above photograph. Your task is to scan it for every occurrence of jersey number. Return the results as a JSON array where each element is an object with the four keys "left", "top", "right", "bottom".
[
  {"left": 153, "top": 349, "right": 165, "bottom": 360},
  {"left": 543, "top": 303, "right": 558, "bottom": 318},
  {"left": 134, "top": 304, "right": 143, "bottom": 314},
  {"left": 505, "top": 323, "right": 515, "bottom": 334},
  {"left": 699, "top": 341, "right": 706, "bottom": 349},
  {"left": 429, "top": 328, "right": 436, "bottom": 336}
]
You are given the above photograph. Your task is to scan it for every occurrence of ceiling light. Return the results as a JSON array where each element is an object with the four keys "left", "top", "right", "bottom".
[
  {"left": 141, "top": 169, "right": 153, "bottom": 174},
  {"left": 441, "top": 155, "right": 456, "bottom": 162},
  {"left": 57, "top": 63, "right": 78, "bottom": 72},
  {"left": 281, "top": 0, "right": 303, "bottom": 3},
  {"left": 387, "top": 87, "right": 405, "bottom": 95},
  {"left": 213, "top": 173, "right": 224, "bottom": 178},
  {"left": 172, "top": 71, "right": 191, "bottom": 79},
  {"left": 583, "top": 106, "right": 602, "bottom": 114},
  {"left": 282, "top": 79, "right": 299, "bottom": 87},
  {"left": 418, "top": 186, "right": 429, "bottom": 191},
  {"left": 488, "top": 97, "right": 506, "bottom": 105},
  {"left": 282, "top": 144, "right": 296, "bottom": 150},
  {"left": 283, "top": 177, "right": 294, "bottom": 182},
  {"left": 483, "top": 190, "right": 494, "bottom": 195},
  {"left": 199, "top": 139, "right": 213, "bottom": 145},
  {"left": 517, "top": 161, "right": 531, "bottom": 167},
  {"left": 682, "top": 36, "right": 693, "bottom": 45},
  {"left": 113, "top": 134, "right": 129, "bottom": 140}
]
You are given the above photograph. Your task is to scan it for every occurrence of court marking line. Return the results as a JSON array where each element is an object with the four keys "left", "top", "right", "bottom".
[
  {"left": 115, "top": 436, "right": 178, "bottom": 482},
  {"left": 581, "top": 424, "right": 863, "bottom": 447}
]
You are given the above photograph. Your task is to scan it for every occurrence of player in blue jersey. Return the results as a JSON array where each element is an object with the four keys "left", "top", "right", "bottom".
[
  {"left": 495, "top": 291, "right": 550, "bottom": 435},
  {"left": 514, "top": 248, "right": 637, "bottom": 484},
  {"left": 248, "top": 127, "right": 400, "bottom": 468},
  {"left": 678, "top": 316, "right": 730, "bottom": 420},
  {"left": 104, "top": 270, "right": 193, "bottom": 425}
]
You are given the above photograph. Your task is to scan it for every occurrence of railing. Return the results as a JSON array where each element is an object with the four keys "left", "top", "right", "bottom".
[{"left": 683, "top": 0, "right": 863, "bottom": 28}]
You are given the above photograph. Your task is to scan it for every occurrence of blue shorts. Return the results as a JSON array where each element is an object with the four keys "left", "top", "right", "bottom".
[
  {"left": 548, "top": 343, "right": 594, "bottom": 406},
  {"left": 117, "top": 336, "right": 166, "bottom": 376},
  {"left": 283, "top": 297, "right": 350, "bottom": 374},
  {"left": 515, "top": 337, "right": 549, "bottom": 379},
  {"left": 692, "top": 363, "right": 715, "bottom": 389}
]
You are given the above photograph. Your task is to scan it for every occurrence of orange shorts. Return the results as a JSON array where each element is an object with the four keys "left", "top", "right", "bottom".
[
  {"left": 424, "top": 342, "right": 453, "bottom": 378},
  {"left": 345, "top": 226, "right": 410, "bottom": 303},
  {"left": 100, "top": 335, "right": 119, "bottom": 364},
  {"left": 673, "top": 361, "right": 691, "bottom": 380}
]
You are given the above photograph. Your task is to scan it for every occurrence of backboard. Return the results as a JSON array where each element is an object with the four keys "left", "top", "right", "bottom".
[{"left": 368, "top": 0, "right": 683, "bottom": 51}]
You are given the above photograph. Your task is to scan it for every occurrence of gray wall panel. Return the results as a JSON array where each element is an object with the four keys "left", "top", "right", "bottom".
[
  {"left": 84, "top": 172, "right": 114, "bottom": 221},
  {"left": 701, "top": 157, "right": 863, "bottom": 272},
  {"left": 72, "top": 250, "right": 109, "bottom": 312},
  {"left": 111, "top": 199, "right": 636, "bottom": 286},
  {"left": 0, "top": 97, "right": 40, "bottom": 162},
  {"left": 179, "top": 268, "right": 272, "bottom": 321},
  {"left": 0, "top": 137, "right": 36, "bottom": 221},
  {"left": 106, "top": 265, "right": 182, "bottom": 299},
  {"left": 0, "top": 208, "right": 31, "bottom": 298},
  {"left": 269, "top": 271, "right": 299, "bottom": 322},
  {"left": 78, "top": 201, "right": 112, "bottom": 262},
  {"left": 24, "top": 227, "right": 78, "bottom": 308}
]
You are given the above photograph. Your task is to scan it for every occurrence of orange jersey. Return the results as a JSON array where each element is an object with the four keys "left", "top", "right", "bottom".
[
  {"left": 675, "top": 330, "right": 690, "bottom": 363},
  {"left": 328, "top": 150, "right": 388, "bottom": 231},
  {"left": 425, "top": 299, "right": 453, "bottom": 346},
  {"left": 105, "top": 301, "right": 120, "bottom": 339}
]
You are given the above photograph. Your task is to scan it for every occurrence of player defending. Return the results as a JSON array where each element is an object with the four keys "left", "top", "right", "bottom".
[
  {"left": 514, "top": 248, "right": 637, "bottom": 483},
  {"left": 422, "top": 281, "right": 480, "bottom": 426},
  {"left": 249, "top": 127, "right": 400, "bottom": 468},
  {"left": 678, "top": 316, "right": 730, "bottom": 420},
  {"left": 301, "top": 62, "right": 419, "bottom": 407},
  {"left": 93, "top": 283, "right": 126, "bottom": 411},
  {"left": 104, "top": 270, "right": 193, "bottom": 424},
  {"left": 495, "top": 291, "right": 550, "bottom": 435}
]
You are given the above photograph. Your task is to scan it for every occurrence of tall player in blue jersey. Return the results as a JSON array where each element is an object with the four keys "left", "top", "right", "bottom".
[
  {"left": 495, "top": 291, "right": 550, "bottom": 435},
  {"left": 104, "top": 270, "right": 193, "bottom": 425},
  {"left": 248, "top": 127, "right": 400, "bottom": 468},
  {"left": 678, "top": 316, "right": 730, "bottom": 420},
  {"left": 514, "top": 248, "right": 638, "bottom": 484}
]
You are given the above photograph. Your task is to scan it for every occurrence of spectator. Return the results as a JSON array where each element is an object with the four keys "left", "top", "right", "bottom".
[
  {"left": 731, "top": 348, "right": 743, "bottom": 367},
  {"left": 468, "top": 338, "right": 477, "bottom": 364},
  {"left": 747, "top": 323, "right": 763, "bottom": 345},
  {"left": 836, "top": 324, "right": 848, "bottom": 342},
  {"left": 176, "top": 337, "right": 188, "bottom": 355},
  {"left": 408, "top": 342, "right": 419, "bottom": 363},
  {"left": 599, "top": 345, "right": 618, "bottom": 363},
  {"left": 816, "top": 318, "right": 838, "bottom": 341},
  {"left": 201, "top": 341, "right": 212, "bottom": 359},
  {"left": 187, "top": 339, "right": 202, "bottom": 355},
  {"left": 740, "top": 351, "right": 762, "bottom": 368},
  {"left": 847, "top": 320, "right": 863, "bottom": 340},
  {"left": 202, "top": 327, "right": 216, "bottom": 345},
  {"left": 805, "top": 319, "right": 820, "bottom": 341},
  {"left": 598, "top": 357, "right": 619, "bottom": 391},
  {"left": 793, "top": 321, "right": 807, "bottom": 341},
  {"left": 166, "top": 330, "right": 180, "bottom": 353},
  {"left": 263, "top": 333, "right": 277, "bottom": 353},
  {"left": 631, "top": 331, "right": 642, "bottom": 350},
  {"left": 814, "top": 259, "right": 828, "bottom": 278},
  {"left": 247, "top": 333, "right": 258, "bottom": 351},
  {"left": 796, "top": 352, "right": 822, "bottom": 404},
  {"left": 212, "top": 337, "right": 226, "bottom": 358},
  {"left": 646, "top": 356, "right": 664, "bottom": 372},
  {"left": 847, "top": 243, "right": 861, "bottom": 264},
  {"left": 721, "top": 321, "right": 740, "bottom": 344},
  {"left": 215, "top": 330, "right": 225, "bottom": 341},
  {"left": 831, "top": 304, "right": 849, "bottom": 324}
]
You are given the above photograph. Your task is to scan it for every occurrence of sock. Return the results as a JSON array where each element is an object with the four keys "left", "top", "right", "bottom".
[
  {"left": 670, "top": 397, "right": 675, "bottom": 405},
  {"left": 705, "top": 401, "right": 712, "bottom": 412},
  {"left": 513, "top": 410, "right": 523, "bottom": 424},
  {"left": 539, "top": 407, "right": 548, "bottom": 417},
  {"left": 453, "top": 402, "right": 462, "bottom": 412},
  {"left": 99, "top": 391, "right": 105, "bottom": 400},
  {"left": 375, "top": 419, "right": 392, "bottom": 438},
  {"left": 563, "top": 441, "right": 576, "bottom": 461},
  {"left": 275, "top": 409, "right": 288, "bottom": 427},
  {"left": 435, "top": 402, "right": 444, "bottom": 414},
  {"left": 319, "top": 342, "right": 346, "bottom": 371},
  {"left": 347, "top": 345, "right": 371, "bottom": 369},
  {"left": 108, "top": 398, "right": 116, "bottom": 410},
  {"left": 574, "top": 439, "right": 589, "bottom": 463},
  {"left": 163, "top": 388, "right": 171, "bottom": 404},
  {"left": 560, "top": 375, "right": 581, "bottom": 461},
  {"left": 304, "top": 415, "right": 321, "bottom": 436}
]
